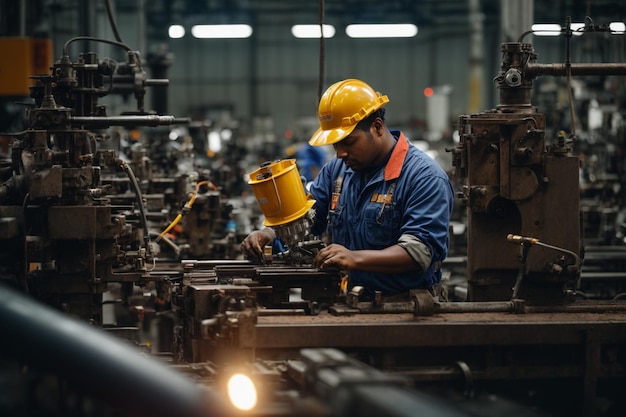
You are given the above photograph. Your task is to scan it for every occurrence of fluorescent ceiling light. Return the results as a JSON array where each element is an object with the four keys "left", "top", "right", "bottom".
[
  {"left": 610, "top": 21, "right": 626, "bottom": 34},
  {"left": 191, "top": 24, "right": 253, "bottom": 39},
  {"left": 168, "top": 25, "right": 185, "bottom": 39},
  {"left": 531, "top": 24, "right": 561, "bottom": 36},
  {"left": 291, "top": 24, "right": 335, "bottom": 38},
  {"left": 346, "top": 24, "right": 418, "bottom": 38},
  {"left": 570, "top": 23, "right": 584, "bottom": 36}
]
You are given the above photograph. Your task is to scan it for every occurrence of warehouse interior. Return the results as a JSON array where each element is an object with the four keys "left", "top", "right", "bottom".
[{"left": 1, "top": 1, "right": 626, "bottom": 416}]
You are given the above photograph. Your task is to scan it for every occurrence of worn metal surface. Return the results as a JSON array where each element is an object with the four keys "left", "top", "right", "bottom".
[
  {"left": 254, "top": 310, "right": 626, "bottom": 346},
  {"left": 249, "top": 309, "right": 626, "bottom": 415}
]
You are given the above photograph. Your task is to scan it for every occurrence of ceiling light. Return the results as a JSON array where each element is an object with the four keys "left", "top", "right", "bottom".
[
  {"left": 345, "top": 24, "right": 417, "bottom": 38},
  {"left": 610, "top": 22, "right": 626, "bottom": 34},
  {"left": 191, "top": 24, "right": 253, "bottom": 39},
  {"left": 531, "top": 24, "right": 561, "bottom": 36},
  {"left": 291, "top": 24, "right": 335, "bottom": 39},
  {"left": 570, "top": 23, "right": 584, "bottom": 36},
  {"left": 168, "top": 25, "right": 185, "bottom": 39}
]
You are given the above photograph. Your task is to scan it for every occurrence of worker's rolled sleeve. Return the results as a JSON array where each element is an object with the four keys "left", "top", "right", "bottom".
[{"left": 397, "top": 233, "right": 432, "bottom": 273}]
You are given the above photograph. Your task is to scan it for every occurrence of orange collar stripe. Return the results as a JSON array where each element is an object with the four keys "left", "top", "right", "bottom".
[{"left": 384, "top": 132, "right": 409, "bottom": 181}]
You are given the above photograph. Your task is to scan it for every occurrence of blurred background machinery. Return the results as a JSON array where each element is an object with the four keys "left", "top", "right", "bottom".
[
  {"left": 0, "top": 2, "right": 258, "bottom": 327},
  {"left": 0, "top": 37, "right": 185, "bottom": 323}
]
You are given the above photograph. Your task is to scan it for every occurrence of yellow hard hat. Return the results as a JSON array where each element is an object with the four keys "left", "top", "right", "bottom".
[{"left": 308, "top": 79, "right": 389, "bottom": 147}]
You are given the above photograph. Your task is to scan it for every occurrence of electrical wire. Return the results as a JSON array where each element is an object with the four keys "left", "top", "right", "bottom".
[
  {"left": 117, "top": 159, "right": 151, "bottom": 255},
  {"left": 566, "top": 65, "right": 578, "bottom": 139},
  {"left": 317, "top": 0, "right": 325, "bottom": 104},
  {"left": 104, "top": 0, "right": 124, "bottom": 43},
  {"left": 63, "top": 36, "right": 131, "bottom": 56},
  {"left": 19, "top": 192, "right": 31, "bottom": 293},
  {"left": 155, "top": 180, "right": 217, "bottom": 243}
]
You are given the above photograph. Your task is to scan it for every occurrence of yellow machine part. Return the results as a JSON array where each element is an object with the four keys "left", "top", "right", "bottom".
[{"left": 248, "top": 159, "right": 315, "bottom": 227}]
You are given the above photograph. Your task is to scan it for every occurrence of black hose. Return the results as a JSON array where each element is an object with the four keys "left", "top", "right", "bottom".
[
  {"left": 0, "top": 283, "right": 233, "bottom": 417},
  {"left": 63, "top": 36, "right": 132, "bottom": 56},
  {"left": 117, "top": 159, "right": 151, "bottom": 255},
  {"left": 317, "top": 0, "right": 325, "bottom": 104},
  {"left": 104, "top": 0, "right": 124, "bottom": 43}
]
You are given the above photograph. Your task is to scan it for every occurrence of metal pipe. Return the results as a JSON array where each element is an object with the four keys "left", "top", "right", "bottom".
[
  {"left": 525, "top": 302, "right": 626, "bottom": 314},
  {"left": 182, "top": 259, "right": 253, "bottom": 267},
  {"left": 436, "top": 301, "right": 517, "bottom": 314},
  {"left": 354, "top": 301, "right": 415, "bottom": 314},
  {"left": 257, "top": 308, "right": 306, "bottom": 316},
  {"left": 433, "top": 300, "right": 626, "bottom": 314},
  {"left": 526, "top": 63, "right": 626, "bottom": 77},
  {"left": 0, "top": 284, "right": 232, "bottom": 417},
  {"left": 70, "top": 115, "right": 189, "bottom": 127},
  {"left": 110, "top": 75, "right": 170, "bottom": 86}
]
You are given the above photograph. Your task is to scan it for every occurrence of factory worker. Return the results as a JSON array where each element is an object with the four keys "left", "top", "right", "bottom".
[{"left": 241, "top": 79, "right": 454, "bottom": 301}]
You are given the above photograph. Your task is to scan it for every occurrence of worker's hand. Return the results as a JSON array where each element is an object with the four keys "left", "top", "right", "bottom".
[
  {"left": 313, "top": 243, "right": 357, "bottom": 271},
  {"left": 240, "top": 228, "right": 275, "bottom": 261}
]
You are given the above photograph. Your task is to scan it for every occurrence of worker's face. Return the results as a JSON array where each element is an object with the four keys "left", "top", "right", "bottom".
[{"left": 333, "top": 119, "right": 383, "bottom": 171}]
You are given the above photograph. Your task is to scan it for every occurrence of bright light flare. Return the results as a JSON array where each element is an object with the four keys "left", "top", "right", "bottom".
[{"left": 227, "top": 373, "right": 257, "bottom": 411}]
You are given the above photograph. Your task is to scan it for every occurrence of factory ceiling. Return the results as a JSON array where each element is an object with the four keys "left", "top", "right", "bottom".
[
  {"left": 138, "top": 0, "right": 626, "bottom": 24},
  {"left": 129, "top": 0, "right": 626, "bottom": 41},
  {"left": 2, "top": 0, "right": 625, "bottom": 39}
]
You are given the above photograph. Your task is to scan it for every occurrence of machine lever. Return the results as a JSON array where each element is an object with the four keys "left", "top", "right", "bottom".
[{"left": 507, "top": 234, "right": 539, "bottom": 245}]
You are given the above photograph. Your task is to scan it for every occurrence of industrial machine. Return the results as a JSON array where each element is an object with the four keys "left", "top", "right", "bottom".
[
  {"left": 2, "top": 15, "right": 626, "bottom": 417},
  {"left": 0, "top": 34, "right": 243, "bottom": 324},
  {"left": 451, "top": 41, "right": 583, "bottom": 304},
  {"left": 0, "top": 35, "right": 191, "bottom": 322},
  {"left": 171, "top": 19, "right": 626, "bottom": 417}
]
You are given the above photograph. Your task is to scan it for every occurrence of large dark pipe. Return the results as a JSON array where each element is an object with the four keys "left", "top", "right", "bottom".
[
  {"left": 525, "top": 62, "right": 626, "bottom": 77},
  {"left": 0, "top": 283, "right": 232, "bottom": 417}
]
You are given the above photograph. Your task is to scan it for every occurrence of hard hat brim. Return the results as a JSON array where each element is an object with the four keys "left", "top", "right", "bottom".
[{"left": 308, "top": 125, "right": 355, "bottom": 147}]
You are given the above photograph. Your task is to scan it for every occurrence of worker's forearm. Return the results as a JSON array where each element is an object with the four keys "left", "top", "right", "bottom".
[{"left": 352, "top": 245, "right": 419, "bottom": 274}]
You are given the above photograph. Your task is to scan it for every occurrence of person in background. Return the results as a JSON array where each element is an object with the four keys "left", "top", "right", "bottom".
[
  {"left": 241, "top": 79, "right": 454, "bottom": 301},
  {"left": 295, "top": 141, "right": 327, "bottom": 183}
]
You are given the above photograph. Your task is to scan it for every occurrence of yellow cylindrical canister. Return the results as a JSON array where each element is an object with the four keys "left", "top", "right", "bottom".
[{"left": 247, "top": 159, "right": 315, "bottom": 227}]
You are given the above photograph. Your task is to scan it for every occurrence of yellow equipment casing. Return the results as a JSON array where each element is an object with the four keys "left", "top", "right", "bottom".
[
  {"left": 0, "top": 37, "right": 52, "bottom": 96},
  {"left": 248, "top": 159, "right": 315, "bottom": 227}
]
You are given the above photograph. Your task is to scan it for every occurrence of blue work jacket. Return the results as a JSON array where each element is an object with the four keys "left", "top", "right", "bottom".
[{"left": 308, "top": 131, "right": 454, "bottom": 298}]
